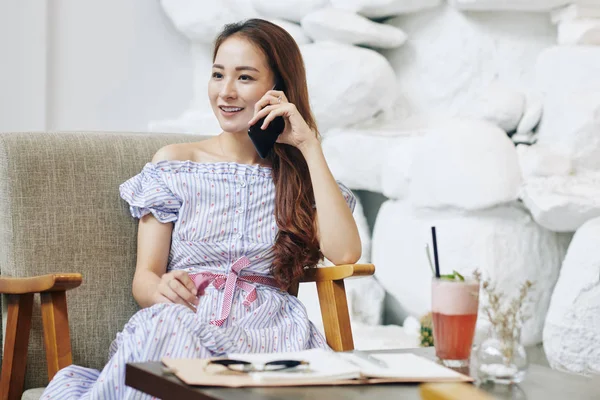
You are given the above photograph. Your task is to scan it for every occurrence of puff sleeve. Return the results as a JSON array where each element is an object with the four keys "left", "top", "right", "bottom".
[{"left": 119, "top": 163, "right": 181, "bottom": 223}]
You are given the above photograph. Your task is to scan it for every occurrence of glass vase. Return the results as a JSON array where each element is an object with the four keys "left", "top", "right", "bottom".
[{"left": 476, "top": 332, "right": 528, "bottom": 384}]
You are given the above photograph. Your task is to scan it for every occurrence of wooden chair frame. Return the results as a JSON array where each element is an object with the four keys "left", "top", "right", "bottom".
[{"left": 0, "top": 264, "right": 374, "bottom": 400}]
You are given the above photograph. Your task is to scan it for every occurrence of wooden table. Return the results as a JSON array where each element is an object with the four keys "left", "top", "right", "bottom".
[{"left": 125, "top": 348, "right": 599, "bottom": 400}]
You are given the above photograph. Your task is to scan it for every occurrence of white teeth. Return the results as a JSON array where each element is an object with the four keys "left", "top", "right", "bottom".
[{"left": 220, "top": 107, "right": 242, "bottom": 112}]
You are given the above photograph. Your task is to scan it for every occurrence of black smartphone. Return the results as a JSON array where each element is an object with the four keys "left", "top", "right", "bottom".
[{"left": 248, "top": 82, "right": 286, "bottom": 159}]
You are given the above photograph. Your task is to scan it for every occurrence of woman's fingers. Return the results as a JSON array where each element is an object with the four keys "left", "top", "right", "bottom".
[
  {"left": 253, "top": 90, "right": 288, "bottom": 117},
  {"left": 154, "top": 293, "right": 171, "bottom": 304},
  {"left": 160, "top": 287, "right": 187, "bottom": 306},
  {"left": 261, "top": 107, "right": 287, "bottom": 130},
  {"left": 249, "top": 105, "right": 277, "bottom": 126},
  {"left": 266, "top": 90, "right": 287, "bottom": 103},
  {"left": 173, "top": 270, "right": 198, "bottom": 296},
  {"left": 163, "top": 289, "right": 197, "bottom": 311},
  {"left": 253, "top": 94, "right": 280, "bottom": 115},
  {"left": 168, "top": 278, "right": 199, "bottom": 306}
]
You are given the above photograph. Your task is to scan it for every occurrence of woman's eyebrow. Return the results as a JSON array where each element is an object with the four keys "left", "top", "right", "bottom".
[{"left": 212, "top": 64, "right": 260, "bottom": 72}]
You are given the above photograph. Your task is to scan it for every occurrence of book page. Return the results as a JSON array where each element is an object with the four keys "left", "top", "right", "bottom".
[
  {"left": 161, "top": 349, "right": 473, "bottom": 387},
  {"left": 226, "top": 348, "right": 361, "bottom": 383},
  {"left": 340, "top": 353, "right": 468, "bottom": 380}
]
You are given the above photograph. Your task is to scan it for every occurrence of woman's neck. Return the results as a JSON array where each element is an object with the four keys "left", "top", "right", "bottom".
[{"left": 218, "top": 131, "right": 267, "bottom": 166}]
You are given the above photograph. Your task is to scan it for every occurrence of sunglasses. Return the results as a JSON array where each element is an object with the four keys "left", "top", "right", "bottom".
[{"left": 205, "top": 358, "right": 309, "bottom": 373}]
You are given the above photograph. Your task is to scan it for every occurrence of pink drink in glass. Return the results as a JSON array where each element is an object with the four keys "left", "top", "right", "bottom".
[{"left": 431, "top": 278, "right": 479, "bottom": 367}]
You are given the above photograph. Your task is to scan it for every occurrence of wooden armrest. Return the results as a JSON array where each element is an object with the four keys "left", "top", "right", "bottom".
[
  {"left": 0, "top": 273, "right": 82, "bottom": 294},
  {"left": 0, "top": 274, "right": 81, "bottom": 399},
  {"left": 299, "top": 264, "right": 375, "bottom": 352},
  {"left": 420, "top": 383, "right": 494, "bottom": 399},
  {"left": 300, "top": 264, "right": 375, "bottom": 282}
]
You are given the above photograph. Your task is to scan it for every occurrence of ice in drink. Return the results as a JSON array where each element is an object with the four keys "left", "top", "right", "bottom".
[{"left": 431, "top": 278, "right": 479, "bottom": 366}]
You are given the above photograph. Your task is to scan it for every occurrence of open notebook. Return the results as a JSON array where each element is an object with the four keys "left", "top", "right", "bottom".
[{"left": 161, "top": 349, "right": 473, "bottom": 387}]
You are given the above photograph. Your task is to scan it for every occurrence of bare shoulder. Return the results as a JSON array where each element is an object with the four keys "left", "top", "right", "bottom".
[
  {"left": 151, "top": 140, "right": 218, "bottom": 163},
  {"left": 152, "top": 143, "right": 190, "bottom": 163}
]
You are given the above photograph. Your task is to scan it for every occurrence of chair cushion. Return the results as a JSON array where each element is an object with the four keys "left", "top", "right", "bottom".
[{"left": 0, "top": 131, "right": 205, "bottom": 389}]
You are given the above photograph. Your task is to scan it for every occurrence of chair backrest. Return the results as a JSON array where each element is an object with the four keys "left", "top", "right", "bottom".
[{"left": 0, "top": 131, "right": 205, "bottom": 389}]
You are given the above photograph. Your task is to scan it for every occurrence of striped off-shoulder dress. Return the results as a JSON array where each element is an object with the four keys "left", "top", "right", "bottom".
[{"left": 41, "top": 160, "right": 356, "bottom": 399}]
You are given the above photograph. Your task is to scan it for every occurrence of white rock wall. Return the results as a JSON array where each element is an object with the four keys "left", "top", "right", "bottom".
[
  {"left": 544, "top": 217, "right": 600, "bottom": 375},
  {"left": 519, "top": 46, "right": 600, "bottom": 232},
  {"left": 449, "top": 0, "right": 569, "bottom": 11},
  {"left": 382, "top": 5, "right": 556, "bottom": 119},
  {"left": 409, "top": 119, "right": 522, "bottom": 210}
]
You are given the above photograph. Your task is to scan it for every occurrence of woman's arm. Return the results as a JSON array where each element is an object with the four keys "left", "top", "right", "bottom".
[
  {"left": 249, "top": 90, "right": 362, "bottom": 265},
  {"left": 299, "top": 139, "right": 362, "bottom": 265},
  {"left": 131, "top": 146, "right": 200, "bottom": 309},
  {"left": 132, "top": 215, "right": 199, "bottom": 310}
]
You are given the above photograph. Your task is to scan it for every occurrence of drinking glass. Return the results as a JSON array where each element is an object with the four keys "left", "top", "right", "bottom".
[{"left": 431, "top": 277, "right": 480, "bottom": 367}]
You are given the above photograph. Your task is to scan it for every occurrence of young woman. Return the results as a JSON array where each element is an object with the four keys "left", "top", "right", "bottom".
[{"left": 42, "top": 19, "right": 361, "bottom": 399}]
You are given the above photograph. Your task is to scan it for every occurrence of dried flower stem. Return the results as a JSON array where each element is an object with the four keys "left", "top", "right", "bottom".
[{"left": 476, "top": 270, "right": 533, "bottom": 366}]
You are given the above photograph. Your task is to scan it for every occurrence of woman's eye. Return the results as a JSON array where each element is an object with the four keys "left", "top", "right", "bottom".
[
  {"left": 239, "top": 75, "right": 254, "bottom": 81},
  {"left": 212, "top": 72, "right": 223, "bottom": 79}
]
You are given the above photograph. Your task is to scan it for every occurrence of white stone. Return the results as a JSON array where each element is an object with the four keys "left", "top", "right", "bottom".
[
  {"left": 330, "top": 0, "right": 442, "bottom": 19},
  {"left": 536, "top": 91, "right": 600, "bottom": 173},
  {"left": 267, "top": 19, "right": 312, "bottom": 45},
  {"left": 349, "top": 115, "right": 439, "bottom": 136},
  {"left": 535, "top": 48, "right": 600, "bottom": 176},
  {"left": 148, "top": 109, "right": 221, "bottom": 135},
  {"left": 345, "top": 275, "right": 387, "bottom": 326},
  {"left": 465, "top": 84, "right": 525, "bottom": 132},
  {"left": 381, "top": 136, "right": 422, "bottom": 200},
  {"left": 299, "top": 196, "right": 387, "bottom": 329},
  {"left": 402, "top": 316, "right": 421, "bottom": 337},
  {"left": 551, "top": 4, "right": 600, "bottom": 24},
  {"left": 519, "top": 174, "right": 600, "bottom": 232},
  {"left": 251, "top": 0, "right": 328, "bottom": 23},
  {"left": 536, "top": 46, "right": 600, "bottom": 96},
  {"left": 161, "top": 0, "right": 257, "bottom": 43},
  {"left": 511, "top": 131, "right": 537, "bottom": 146},
  {"left": 557, "top": 18, "right": 600, "bottom": 45},
  {"left": 301, "top": 8, "right": 407, "bottom": 49},
  {"left": 516, "top": 92, "right": 543, "bottom": 135},
  {"left": 352, "top": 323, "right": 420, "bottom": 350},
  {"left": 322, "top": 131, "right": 400, "bottom": 193},
  {"left": 448, "top": 0, "right": 568, "bottom": 12},
  {"left": 301, "top": 42, "right": 396, "bottom": 131},
  {"left": 372, "top": 200, "right": 568, "bottom": 345},
  {"left": 544, "top": 217, "right": 600, "bottom": 375},
  {"left": 382, "top": 5, "right": 555, "bottom": 119},
  {"left": 516, "top": 143, "right": 573, "bottom": 179},
  {"left": 410, "top": 118, "right": 522, "bottom": 211}
]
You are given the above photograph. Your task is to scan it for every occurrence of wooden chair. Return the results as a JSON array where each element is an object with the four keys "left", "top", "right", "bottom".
[{"left": 0, "top": 264, "right": 374, "bottom": 400}]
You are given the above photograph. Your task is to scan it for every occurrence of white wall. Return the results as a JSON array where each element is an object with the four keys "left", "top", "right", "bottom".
[
  {"left": 0, "top": 0, "right": 193, "bottom": 133},
  {"left": 0, "top": 0, "right": 48, "bottom": 132}
]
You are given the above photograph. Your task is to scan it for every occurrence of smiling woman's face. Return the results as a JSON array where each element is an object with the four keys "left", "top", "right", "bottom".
[{"left": 209, "top": 35, "right": 276, "bottom": 135}]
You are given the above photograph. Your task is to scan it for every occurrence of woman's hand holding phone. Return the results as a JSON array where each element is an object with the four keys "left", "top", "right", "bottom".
[{"left": 248, "top": 89, "right": 318, "bottom": 152}]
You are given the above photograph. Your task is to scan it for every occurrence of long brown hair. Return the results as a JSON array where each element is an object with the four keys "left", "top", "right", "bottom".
[{"left": 213, "top": 19, "right": 321, "bottom": 289}]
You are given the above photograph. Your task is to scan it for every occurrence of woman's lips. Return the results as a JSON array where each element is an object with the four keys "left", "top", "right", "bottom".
[{"left": 219, "top": 106, "right": 244, "bottom": 116}]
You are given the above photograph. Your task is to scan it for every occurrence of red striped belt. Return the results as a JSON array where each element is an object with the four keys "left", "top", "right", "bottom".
[{"left": 189, "top": 256, "right": 279, "bottom": 327}]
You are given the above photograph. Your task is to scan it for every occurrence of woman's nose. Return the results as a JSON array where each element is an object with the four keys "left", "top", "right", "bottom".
[{"left": 219, "top": 80, "right": 237, "bottom": 99}]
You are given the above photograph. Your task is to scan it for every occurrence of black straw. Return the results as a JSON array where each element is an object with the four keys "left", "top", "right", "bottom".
[{"left": 431, "top": 226, "right": 441, "bottom": 278}]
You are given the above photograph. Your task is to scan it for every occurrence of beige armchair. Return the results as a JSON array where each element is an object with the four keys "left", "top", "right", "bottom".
[{"left": 0, "top": 132, "right": 374, "bottom": 400}]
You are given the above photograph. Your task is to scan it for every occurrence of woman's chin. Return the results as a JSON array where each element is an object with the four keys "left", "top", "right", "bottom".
[{"left": 218, "top": 121, "right": 250, "bottom": 135}]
